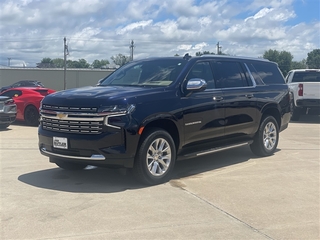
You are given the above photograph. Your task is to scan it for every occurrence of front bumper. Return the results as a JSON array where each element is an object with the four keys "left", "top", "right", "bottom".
[
  {"left": 38, "top": 128, "right": 135, "bottom": 168},
  {"left": 0, "top": 112, "right": 16, "bottom": 124}
]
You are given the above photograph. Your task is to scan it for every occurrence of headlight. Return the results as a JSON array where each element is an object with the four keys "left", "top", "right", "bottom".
[
  {"left": 4, "top": 99, "right": 15, "bottom": 105},
  {"left": 100, "top": 104, "right": 135, "bottom": 128},
  {"left": 100, "top": 104, "right": 135, "bottom": 114}
]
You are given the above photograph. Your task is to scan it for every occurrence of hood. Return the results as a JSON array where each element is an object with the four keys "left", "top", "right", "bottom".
[{"left": 42, "top": 85, "right": 173, "bottom": 108}]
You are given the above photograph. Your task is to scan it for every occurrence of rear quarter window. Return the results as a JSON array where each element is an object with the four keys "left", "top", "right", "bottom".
[
  {"left": 0, "top": 90, "right": 22, "bottom": 98},
  {"left": 248, "top": 62, "right": 285, "bottom": 84}
]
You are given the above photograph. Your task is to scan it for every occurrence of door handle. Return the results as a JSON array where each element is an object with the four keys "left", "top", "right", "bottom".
[
  {"left": 213, "top": 96, "right": 223, "bottom": 101},
  {"left": 245, "top": 94, "right": 254, "bottom": 99}
]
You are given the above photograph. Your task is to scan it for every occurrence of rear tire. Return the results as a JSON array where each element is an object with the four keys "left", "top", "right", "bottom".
[
  {"left": 24, "top": 105, "right": 39, "bottom": 126},
  {"left": 52, "top": 158, "right": 87, "bottom": 170},
  {"left": 133, "top": 128, "right": 176, "bottom": 185},
  {"left": 250, "top": 116, "right": 279, "bottom": 157}
]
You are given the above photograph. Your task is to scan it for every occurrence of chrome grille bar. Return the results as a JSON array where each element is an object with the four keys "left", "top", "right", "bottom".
[
  {"left": 42, "top": 104, "right": 98, "bottom": 112},
  {"left": 40, "top": 109, "right": 104, "bottom": 134}
]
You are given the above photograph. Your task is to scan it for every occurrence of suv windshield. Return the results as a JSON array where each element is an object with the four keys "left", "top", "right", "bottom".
[{"left": 99, "top": 59, "right": 187, "bottom": 87}]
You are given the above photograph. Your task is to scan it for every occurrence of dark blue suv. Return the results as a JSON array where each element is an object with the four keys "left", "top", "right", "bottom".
[{"left": 38, "top": 54, "right": 291, "bottom": 185}]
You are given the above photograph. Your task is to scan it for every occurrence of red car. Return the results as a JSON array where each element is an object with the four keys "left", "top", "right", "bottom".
[{"left": 0, "top": 87, "right": 56, "bottom": 126}]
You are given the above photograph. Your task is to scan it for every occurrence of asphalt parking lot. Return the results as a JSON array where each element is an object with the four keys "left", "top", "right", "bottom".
[{"left": 1, "top": 115, "right": 319, "bottom": 240}]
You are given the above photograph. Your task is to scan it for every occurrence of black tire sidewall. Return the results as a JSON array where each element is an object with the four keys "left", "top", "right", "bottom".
[{"left": 24, "top": 105, "right": 39, "bottom": 126}]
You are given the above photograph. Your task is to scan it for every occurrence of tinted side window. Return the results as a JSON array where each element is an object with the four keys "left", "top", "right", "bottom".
[
  {"left": 250, "top": 62, "right": 284, "bottom": 84},
  {"left": 187, "top": 62, "right": 215, "bottom": 89},
  {"left": 0, "top": 90, "right": 22, "bottom": 98},
  {"left": 212, "top": 61, "right": 248, "bottom": 88}
]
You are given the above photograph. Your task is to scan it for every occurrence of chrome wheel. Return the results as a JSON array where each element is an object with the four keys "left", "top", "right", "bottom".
[
  {"left": 263, "top": 122, "right": 277, "bottom": 150},
  {"left": 146, "top": 138, "right": 172, "bottom": 176},
  {"left": 250, "top": 116, "right": 279, "bottom": 157},
  {"left": 134, "top": 128, "right": 176, "bottom": 185}
]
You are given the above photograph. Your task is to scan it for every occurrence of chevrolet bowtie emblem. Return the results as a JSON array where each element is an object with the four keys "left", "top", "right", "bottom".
[{"left": 57, "top": 113, "right": 68, "bottom": 119}]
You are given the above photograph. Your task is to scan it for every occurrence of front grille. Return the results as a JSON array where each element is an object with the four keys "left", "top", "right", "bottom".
[
  {"left": 42, "top": 117, "right": 103, "bottom": 134},
  {"left": 42, "top": 104, "right": 98, "bottom": 113},
  {"left": 40, "top": 107, "right": 104, "bottom": 134}
]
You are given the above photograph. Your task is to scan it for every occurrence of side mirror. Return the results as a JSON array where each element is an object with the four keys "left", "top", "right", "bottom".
[{"left": 186, "top": 78, "right": 207, "bottom": 92}]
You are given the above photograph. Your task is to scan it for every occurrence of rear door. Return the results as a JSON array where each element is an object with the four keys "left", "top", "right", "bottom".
[{"left": 211, "top": 61, "right": 258, "bottom": 138}]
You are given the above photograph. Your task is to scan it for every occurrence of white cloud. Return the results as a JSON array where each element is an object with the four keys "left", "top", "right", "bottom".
[
  {"left": 124, "top": 0, "right": 164, "bottom": 20},
  {"left": 176, "top": 45, "right": 192, "bottom": 51},
  {"left": 55, "top": 0, "right": 109, "bottom": 15},
  {"left": 0, "top": 0, "right": 318, "bottom": 67},
  {"left": 198, "top": 17, "right": 212, "bottom": 28},
  {"left": 246, "top": 8, "right": 273, "bottom": 20},
  {"left": 245, "top": 7, "right": 295, "bottom": 23},
  {"left": 116, "top": 20, "right": 153, "bottom": 35},
  {"left": 192, "top": 42, "right": 209, "bottom": 50}
]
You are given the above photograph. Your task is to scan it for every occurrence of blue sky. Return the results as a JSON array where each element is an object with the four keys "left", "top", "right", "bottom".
[
  {"left": 289, "top": 0, "right": 319, "bottom": 24},
  {"left": 0, "top": 0, "right": 319, "bottom": 67}
]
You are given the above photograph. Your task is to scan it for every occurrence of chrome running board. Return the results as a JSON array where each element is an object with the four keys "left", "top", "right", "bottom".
[{"left": 184, "top": 141, "right": 252, "bottom": 158}]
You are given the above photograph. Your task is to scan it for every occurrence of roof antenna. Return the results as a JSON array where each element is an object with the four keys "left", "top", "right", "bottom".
[{"left": 183, "top": 53, "right": 191, "bottom": 60}]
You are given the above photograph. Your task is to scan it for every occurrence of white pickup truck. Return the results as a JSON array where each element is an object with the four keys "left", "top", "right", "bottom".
[{"left": 285, "top": 69, "right": 320, "bottom": 120}]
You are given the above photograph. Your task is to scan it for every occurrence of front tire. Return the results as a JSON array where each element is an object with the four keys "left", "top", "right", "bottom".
[
  {"left": 133, "top": 128, "right": 176, "bottom": 185},
  {"left": 250, "top": 116, "right": 279, "bottom": 157}
]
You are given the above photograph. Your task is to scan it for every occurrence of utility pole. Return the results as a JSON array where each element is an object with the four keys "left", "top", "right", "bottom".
[
  {"left": 7, "top": 58, "right": 11, "bottom": 67},
  {"left": 129, "top": 40, "right": 135, "bottom": 61},
  {"left": 216, "top": 42, "right": 222, "bottom": 55},
  {"left": 63, "top": 37, "right": 68, "bottom": 90}
]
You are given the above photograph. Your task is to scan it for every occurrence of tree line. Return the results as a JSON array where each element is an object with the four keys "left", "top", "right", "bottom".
[
  {"left": 262, "top": 49, "right": 320, "bottom": 76},
  {"left": 37, "top": 54, "right": 130, "bottom": 69},
  {"left": 38, "top": 49, "right": 320, "bottom": 77},
  {"left": 194, "top": 49, "right": 320, "bottom": 76}
]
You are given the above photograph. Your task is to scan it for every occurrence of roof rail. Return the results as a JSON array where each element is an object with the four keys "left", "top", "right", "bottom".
[{"left": 200, "top": 54, "right": 270, "bottom": 62}]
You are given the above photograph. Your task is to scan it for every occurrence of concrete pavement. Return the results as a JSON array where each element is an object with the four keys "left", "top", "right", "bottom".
[{"left": 1, "top": 115, "right": 319, "bottom": 239}]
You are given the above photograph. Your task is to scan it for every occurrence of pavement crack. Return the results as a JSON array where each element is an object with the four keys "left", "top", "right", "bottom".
[{"left": 181, "top": 188, "right": 275, "bottom": 240}]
